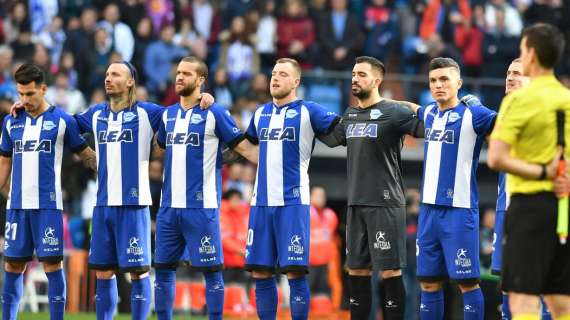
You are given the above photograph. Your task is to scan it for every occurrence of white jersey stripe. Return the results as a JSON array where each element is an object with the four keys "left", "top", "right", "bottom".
[
  {"left": 250, "top": 108, "right": 263, "bottom": 206},
  {"left": 266, "top": 107, "right": 285, "bottom": 206},
  {"left": 452, "top": 109, "right": 475, "bottom": 207},
  {"left": 170, "top": 109, "right": 190, "bottom": 207},
  {"left": 203, "top": 111, "right": 219, "bottom": 208},
  {"left": 422, "top": 111, "right": 447, "bottom": 204},
  {"left": 106, "top": 112, "right": 123, "bottom": 205},
  {"left": 6, "top": 119, "right": 12, "bottom": 209},
  {"left": 299, "top": 105, "right": 314, "bottom": 205},
  {"left": 21, "top": 117, "right": 42, "bottom": 209},
  {"left": 54, "top": 118, "right": 66, "bottom": 209},
  {"left": 137, "top": 108, "right": 153, "bottom": 205}
]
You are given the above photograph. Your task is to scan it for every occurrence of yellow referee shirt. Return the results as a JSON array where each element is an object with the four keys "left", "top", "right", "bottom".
[{"left": 491, "top": 74, "right": 570, "bottom": 194}]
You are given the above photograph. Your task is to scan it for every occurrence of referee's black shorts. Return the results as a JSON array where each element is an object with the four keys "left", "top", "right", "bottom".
[{"left": 502, "top": 192, "right": 570, "bottom": 295}]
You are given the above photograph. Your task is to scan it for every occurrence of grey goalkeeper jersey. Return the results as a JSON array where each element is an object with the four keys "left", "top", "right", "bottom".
[{"left": 319, "top": 99, "right": 423, "bottom": 207}]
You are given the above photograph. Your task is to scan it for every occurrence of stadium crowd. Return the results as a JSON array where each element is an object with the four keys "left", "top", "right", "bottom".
[{"left": 0, "top": 0, "right": 569, "bottom": 318}]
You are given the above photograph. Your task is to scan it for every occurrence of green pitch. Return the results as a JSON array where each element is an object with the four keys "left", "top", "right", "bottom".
[{"left": 18, "top": 313, "right": 207, "bottom": 320}]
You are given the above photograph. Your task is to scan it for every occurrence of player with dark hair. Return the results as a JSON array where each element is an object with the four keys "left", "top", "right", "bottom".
[
  {"left": 243, "top": 57, "right": 339, "bottom": 320},
  {"left": 0, "top": 63, "right": 96, "bottom": 320},
  {"left": 404, "top": 57, "right": 497, "bottom": 320},
  {"left": 152, "top": 56, "right": 258, "bottom": 320},
  {"left": 489, "top": 23, "right": 570, "bottom": 320},
  {"left": 319, "top": 55, "right": 423, "bottom": 319}
]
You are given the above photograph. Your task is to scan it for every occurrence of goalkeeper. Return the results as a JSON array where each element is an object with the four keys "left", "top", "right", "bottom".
[{"left": 488, "top": 23, "right": 570, "bottom": 320}]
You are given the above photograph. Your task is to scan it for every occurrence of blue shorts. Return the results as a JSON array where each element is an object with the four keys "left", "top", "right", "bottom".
[
  {"left": 4, "top": 209, "right": 63, "bottom": 263},
  {"left": 490, "top": 210, "right": 505, "bottom": 274},
  {"left": 88, "top": 206, "right": 151, "bottom": 272},
  {"left": 416, "top": 204, "right": 480, "bottom": 281},
  {"left": 154, "top": 207, "right": 223, "bottom": 271},
  {"left": 245, "top": 205, "right": 309, "bottom": 273}
]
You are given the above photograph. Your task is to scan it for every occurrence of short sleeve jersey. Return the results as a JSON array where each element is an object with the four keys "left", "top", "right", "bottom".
[
  {"left": 0, "top": 106, "right": 86, "bottom": 209},
  {"left": 245, "top": 100, "right": 338, "bottom": 206},
  {"left": 327, "top": 100, "right": 422, "bottom": 207},
  {"left": 74, "top": 101, "right": 163, "bottom": 206},
  {"left": 157, "top": 103, "right": 244, "bottom": 209},
  {"left": 418, "top": 101, "right": 496, "bottom": 209}
]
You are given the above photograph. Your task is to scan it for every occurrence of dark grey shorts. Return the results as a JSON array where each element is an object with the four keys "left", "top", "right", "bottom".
[{"left": 345, "top": 206, "right": 407, "bottom": 270}]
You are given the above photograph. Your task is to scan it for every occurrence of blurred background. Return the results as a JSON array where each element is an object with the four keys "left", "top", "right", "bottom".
[{"left": 0, "top": 0, "right": 569, "bottom": 318}]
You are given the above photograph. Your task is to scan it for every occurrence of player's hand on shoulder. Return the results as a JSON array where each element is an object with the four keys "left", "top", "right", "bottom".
[
  {"left": 199, "top": 92, "right": 215, "bottom": 110},
  {"left": 10, "top": 101, "right": 24, "bottom": 117},
  {"left": 460, "top": 94, "right": 482, "bottom": 107}
]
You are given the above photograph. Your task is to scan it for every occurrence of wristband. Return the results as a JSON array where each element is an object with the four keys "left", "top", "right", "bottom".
[{"left": 538, "top": 163, "right": 547, "bottom": 180}]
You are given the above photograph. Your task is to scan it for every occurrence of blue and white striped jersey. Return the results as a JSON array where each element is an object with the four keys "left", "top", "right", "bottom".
[
  {"left": 418, "top": 102, "right": 496, "bottom": 209},
  {"left": 0, "top": 106, "right": 87, "bottom": 210},
  {"left": 157, "top": 103, "right": 243, "bottom": 209},
  {"left": 245, "top": 100, "right": 338, "bottom": 206},
  {"left": 75, "top": 101, "right": 163, "bottom": 206}
]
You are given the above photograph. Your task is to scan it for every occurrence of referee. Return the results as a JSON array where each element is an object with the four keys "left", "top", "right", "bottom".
[
  {"left": 320, "top": 56, "right": 423, "bottom": 320},
  {"left": 488, "top": 23, "right": 570, "bottom": 320}
]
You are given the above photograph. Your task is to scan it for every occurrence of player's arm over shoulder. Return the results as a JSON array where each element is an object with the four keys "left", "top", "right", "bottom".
[
  {"left": 305, "top": 101, "right": 341, "bottom": 135},
  {"left": 393, "top": 102, "right": 424, "bottom": 138},
  {"left": 470, "top": 103, "right": 497, "bottom": 135}
]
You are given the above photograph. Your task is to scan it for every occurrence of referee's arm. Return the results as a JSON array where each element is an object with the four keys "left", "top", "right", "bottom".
[{"left": 488, "top": 139, "right": 561, "bottom": 180}]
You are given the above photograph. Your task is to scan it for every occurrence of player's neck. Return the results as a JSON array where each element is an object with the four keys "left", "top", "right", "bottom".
[
  {"left": 273, "top": 94, "right": 298, "bottom": 107},
  {"left": 357, "top": 93, "right": 382, "bottom": 109},
  {"left": 437, "top": 97, "right": 460, "bottom": 111},
  {"left": 26, "top": 100, "right": 50, "bottom": 118},
  {"left": 527, "top": 64, "right": 553, "bottom": 80},
  {"left": 109, "top": 96, "right": 131, "bottom": 112},
  {"left": 180, "top": 91, "right": 201, "bottom": 110}
]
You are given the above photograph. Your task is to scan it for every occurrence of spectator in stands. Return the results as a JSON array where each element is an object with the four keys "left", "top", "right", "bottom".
[
  {"left": 454, "top": 4, "right": 485, "bottom": 78},
  {"left": 87, "top": 27, "right": 113, "bottom": 94},
  {"left": 118, "top": 0, "right": 146, "bottom": 32},
  {"left": 63, "top": 7, "right": 97, "bottom": 95},
  {"left": 173, "top": 17, "right": 208, "bottom": 60},
  {"left": 29, "top": 0, "right": 59, "bottom": 36},
  {"left": 3, "top": 2, "right": 29, "bottom": 44},
  {"left": 277, "top": 0, "right": 316, "bottom": 69},
  {"left": 480, "top": 208, "right": 495, "bottom": 270},
  {"left": 145, "top": 0, "right": 175, "bottom": 34},
  {"left": 58, "top": 51, "right": 78, "bottom": 89},
  {"left": 46, "top": 72, "right": 87, "bottom": 114},
  {"left": 0, "top": 45, "right": 14, "bottom": 87},
  {"left": 316, "top": 0, "right": 363, "bottom": 71},
  {"left": 221, "top": 0, "right": 257, "bottom": 29},
  {"left": 481, "top": 7, "right": 519, "bottom": 108},
  {"left": 10, "top": 28, "right": 34, "bottom": 63},
  {"left": 485, "top": 0, "right": 523, "bottom": 37},
  {"left": 363, "top": 0, "right": 399, "bottom": 63},
  {"left": 131, "top": 17, "right": 155, "bottom": 86},
  {"left": 33, "top": 43, "right": 55, "bottom": 85},
  {"left": 256, "top": 0, "right": 277, "bottom": 73},
  {"left": 212, "top": 67, "right": 233, "bottom": 109},
  {"left": 249, "top": 73, "right": 270, "bottom": 102},
  {"left": 308, "top": 186, "right": 339, "bottom": 313},
  {"left": 419, "top": 0, "right": 471, "bottom": 44},
  {"left": 98, "top": 3, "right": 135, "bottom": 62},
  {"left": 218, "top": 16, "right": 259, "bottom": 97},
  {"left": 144, "top": 24, "right": 187, "bottom": 98},
  {"left": 220, "top": 189, "right": 253, "bottom": 315},
  {"left": 37, "top": 16, "right": 67, "bottom": 67}
]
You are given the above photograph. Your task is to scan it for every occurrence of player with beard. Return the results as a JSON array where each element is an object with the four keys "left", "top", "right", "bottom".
[
  {"left": 318, "top": 56, "right": 424, "bottom": 320},
  {"left": 152, "top": 56, "right": 258, "bottom": 320}
]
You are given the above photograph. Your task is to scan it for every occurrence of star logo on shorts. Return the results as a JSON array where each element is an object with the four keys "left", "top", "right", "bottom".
[
  {"left": 44, "top": 227, "right": 55, "bottom": 238},
  {"left": 376, "top": 231, "right": 386, "bottom": 242},
  {"left": 201, "top": 236, "right": 212, "bottom": 247},
  {"left": 291, "top": 235, "right": 302, "bottom": 246},
  {"left": 457, "top": 248, "right": 468, "bottom": 259}
]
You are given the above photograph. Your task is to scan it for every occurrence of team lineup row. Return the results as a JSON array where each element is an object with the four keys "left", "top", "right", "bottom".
[{"left": 1, "top": 22, "right": 570, "bottom": 320}]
